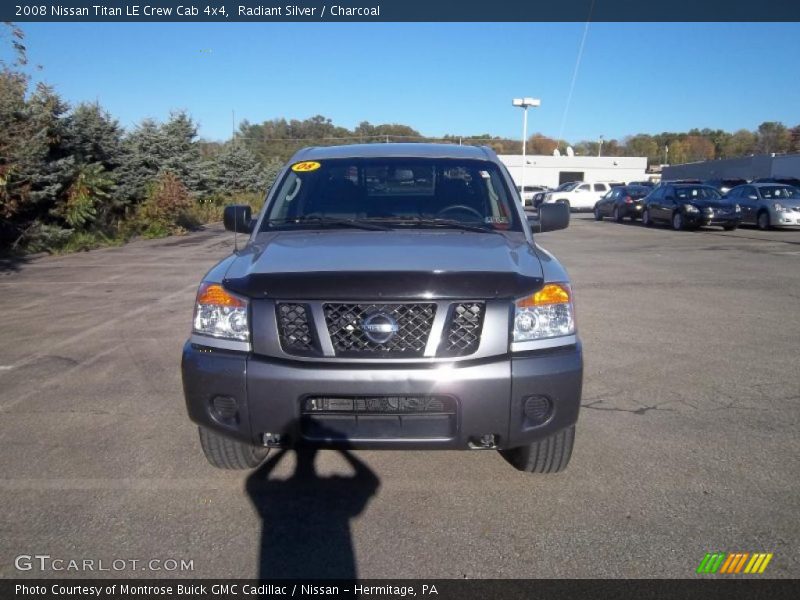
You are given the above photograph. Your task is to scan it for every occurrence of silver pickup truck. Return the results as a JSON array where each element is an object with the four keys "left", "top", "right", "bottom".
[{"left": 182, "top": 144, "right": 582, "bottom": 473}]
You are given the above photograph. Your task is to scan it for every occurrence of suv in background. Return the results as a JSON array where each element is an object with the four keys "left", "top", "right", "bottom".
[
  {"left": 542, "top": 181, "right": 624, "bottom": 211},
  {"left": 182, "top": 144, "right": 583, "bottom": 473},
  {"left": 516, "top": 185, "right": 549, "bottom": 207}
]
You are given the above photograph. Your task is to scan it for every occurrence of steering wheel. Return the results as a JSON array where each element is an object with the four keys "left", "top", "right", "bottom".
[{"left": 436, "top": 205, "right": 484, "bottom": 220}]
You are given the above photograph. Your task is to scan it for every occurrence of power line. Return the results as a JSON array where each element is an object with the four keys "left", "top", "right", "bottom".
[{"left": 556, "top": 0, "right": 596, "bottom": 151}]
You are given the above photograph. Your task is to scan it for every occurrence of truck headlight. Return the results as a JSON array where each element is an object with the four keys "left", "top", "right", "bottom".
[
  {"left": 513, "top": 283, "right": 575, "bottom": 342},
  {"left": 193, "top": 283, "right": 250, "bottom": 341}
]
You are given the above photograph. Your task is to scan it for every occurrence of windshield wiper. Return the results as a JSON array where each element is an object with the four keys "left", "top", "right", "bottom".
[
  {"left": 371, "top": 217, "right": 501, "bottom": 234},
  {"left": 264, "top": 216, "right": 391, "bottom": 231}
]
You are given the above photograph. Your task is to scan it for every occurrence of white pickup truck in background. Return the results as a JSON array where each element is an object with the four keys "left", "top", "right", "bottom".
[{"left": 542, "top": 181, "right": 625, "bottom": 211}]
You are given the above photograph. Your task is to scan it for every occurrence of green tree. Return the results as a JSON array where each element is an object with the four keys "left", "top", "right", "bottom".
[
  {"left": 213, "top": 142, "right": 268, "bottom": 195},
  {"left": 720, "top": 129, "right": 757, "bottom": 158},
  {"left": 60, "top": 162, "right": 113, "bottom": 228},
  {"left": 755, "top": 121, "right": 791, "bottom": 154}
]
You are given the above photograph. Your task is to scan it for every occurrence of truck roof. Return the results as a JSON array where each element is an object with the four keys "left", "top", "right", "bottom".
[{"left": 290, "top": 143, "right": 497, "bottom": 162}]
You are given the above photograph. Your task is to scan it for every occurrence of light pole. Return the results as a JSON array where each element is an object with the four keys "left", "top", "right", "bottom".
[
  {"left": 598, "top": 135, "right": 604, "bottom": 157},
  {"left": 512, "top": 97, "right": 541, "bottom": 203}
]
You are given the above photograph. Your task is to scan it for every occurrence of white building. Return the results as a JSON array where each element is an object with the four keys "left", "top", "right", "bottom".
[{"left": 499, "top": 154, "right": 649, "bottom": 189}]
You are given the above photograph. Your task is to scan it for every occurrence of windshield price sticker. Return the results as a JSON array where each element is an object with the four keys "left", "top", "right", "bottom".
[{"left": 292, "top": 161, "right": 321, "bottom": 172}]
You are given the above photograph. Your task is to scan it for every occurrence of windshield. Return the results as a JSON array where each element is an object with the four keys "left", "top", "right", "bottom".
[
  {"left": 759, "top": 186, "right": 800, "bottom": 199},
  {"left": 625, "top": 186, "right": 650, "bottom": 198},
  {"left": 554, "top": 182, "right": 578, "bottom": 192},
  {"left": 675, "top": 186, "right": 722, "bottom": 200},
  {"left": 262, "top": 158, "right": 521, "bottom": 231}
]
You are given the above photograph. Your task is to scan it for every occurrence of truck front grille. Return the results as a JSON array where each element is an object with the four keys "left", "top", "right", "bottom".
[
  {"left": 323, "top": 303, "right": 436, "bottom": 358},
  {"left": 276, "top": 303, "right": 317, "bottom": 355},
  {"left": 441, "top": 302, "right": 485, "bottom": 356}
]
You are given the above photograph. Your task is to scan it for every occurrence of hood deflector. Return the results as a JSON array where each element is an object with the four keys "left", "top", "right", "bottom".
[{"left": 223, "top": 271, "right": 543, "bottom": 301}]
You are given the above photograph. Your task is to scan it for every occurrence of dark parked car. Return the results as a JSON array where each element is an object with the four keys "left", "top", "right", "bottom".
[
  {"left": 752, "top": 177, "right": 800, "bottom": 188},
  {"left": 726, "top": 183, "right": 800, "bottom": 229},
  {"left": 182, "top": 144, "right": 582, "bottom": 473},
  {"left": 703, "top": 178, "right": 748, "bottom": 194},
  {"left": 641, "top": 184, "right": 741, "bottom": 231},
  {"left": 626, "top": 180, "right": 656, "bottom": 187},
  {"left": 593, "top": 185, "right": 652, "bottom": 222}
]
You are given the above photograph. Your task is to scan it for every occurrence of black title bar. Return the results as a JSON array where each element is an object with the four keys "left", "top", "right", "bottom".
[
  {"left": 4, "top": 579, "right": 800, "bottom": 600},
  {"left": 4, "top": 1, "right": 800, "bottom": 22}
]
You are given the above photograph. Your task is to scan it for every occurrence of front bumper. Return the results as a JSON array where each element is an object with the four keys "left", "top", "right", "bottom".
[
  {"left": 685, "top": 212, "right": 741, "bottom": 227},
  {"left": 621, "top": 204, "right": 644, "bottom": 217},
  {"left": 182, "top": 341, "right": 583, "bottom": 451},
  {"left": 771, "top": 210, "right": 800, "bottom": 227}
]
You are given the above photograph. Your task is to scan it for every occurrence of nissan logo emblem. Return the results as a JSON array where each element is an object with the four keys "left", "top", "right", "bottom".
[{"left": 361, "top": 313, "right": 399, "bottom": 344}]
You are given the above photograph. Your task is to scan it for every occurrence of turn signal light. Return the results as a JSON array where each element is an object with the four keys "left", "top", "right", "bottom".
[
  {"left": 516, "top": 283, "right": 571, "bottom": 308},
  {"left": 196, "top": 283, "right": 246, "bottom": 308}
]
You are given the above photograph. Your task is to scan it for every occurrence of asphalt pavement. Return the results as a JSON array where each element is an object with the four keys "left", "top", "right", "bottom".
[{"left": 0, "top": 215, "right": 798, "bottom": 579}]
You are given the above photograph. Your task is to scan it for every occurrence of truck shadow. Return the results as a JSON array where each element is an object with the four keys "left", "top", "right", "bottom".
[{"left": 245, "top": 441, "right": 380, "bottom": 579}]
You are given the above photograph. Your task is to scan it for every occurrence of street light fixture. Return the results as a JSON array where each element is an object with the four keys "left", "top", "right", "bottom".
[{"left": 512, "top": 97, "right": 541, "bottom": 204}]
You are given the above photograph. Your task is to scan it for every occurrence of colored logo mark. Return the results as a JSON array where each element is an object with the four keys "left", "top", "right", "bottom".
[
  {"left": 696, "top": 552, "right": 773, "bottom": 574},
  {"left": 292, "top": 161, "right": 322, "bottom": 173}
]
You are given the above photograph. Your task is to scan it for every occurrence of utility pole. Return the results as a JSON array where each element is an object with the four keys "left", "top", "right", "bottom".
[{"left": 512, "top": 98, "right": 541, "bottom": 203}]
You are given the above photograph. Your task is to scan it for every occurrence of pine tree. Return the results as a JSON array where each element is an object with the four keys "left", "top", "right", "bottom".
[{"left": 213, "top": 142, "right": 268, "bottom": 195}]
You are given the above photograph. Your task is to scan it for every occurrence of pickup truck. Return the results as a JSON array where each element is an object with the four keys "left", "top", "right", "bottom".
[
  {"left": 182, "top": 144, "right": 583, "bottom": 473},
  {"left": 542, "top": 181, "right": 624, "bottom": 212}
]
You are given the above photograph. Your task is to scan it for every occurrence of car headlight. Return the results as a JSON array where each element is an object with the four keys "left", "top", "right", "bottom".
[
  {"left": 735, "top": 204, "right": 741, "bottom": 212},
  {"left": 684, "top": 204, "right": 700, "bottom": 213},
  {"left": 774, "top": 202, "right": 786, "bottom": 212},
  {"left": 193, "top": 283, "right": 250, "bottom": 341},
  {"left": 513, "top": 283, "right": 575, "bottom": 343}
]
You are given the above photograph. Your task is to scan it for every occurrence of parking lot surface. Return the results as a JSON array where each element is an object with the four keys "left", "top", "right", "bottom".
[{"left": 0, "top": 215, "right": 798, "bottom": 578}]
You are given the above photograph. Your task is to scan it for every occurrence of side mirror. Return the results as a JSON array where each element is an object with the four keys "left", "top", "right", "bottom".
[
  {"left": 530, "top": 203, "right": 570, "bottom": 233},
  {"left": 223, "top": 205, "right": 254, "bottom": 233}
]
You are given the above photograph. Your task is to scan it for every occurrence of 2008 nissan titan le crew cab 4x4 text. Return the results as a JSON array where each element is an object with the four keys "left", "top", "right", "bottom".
[{"left": 182, "top": 144, "right": 583, "bottom": 473}]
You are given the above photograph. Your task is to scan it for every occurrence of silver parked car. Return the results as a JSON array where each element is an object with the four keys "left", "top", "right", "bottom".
[{"left": 726, "top": 183, "right": 800, "bottom": 229}]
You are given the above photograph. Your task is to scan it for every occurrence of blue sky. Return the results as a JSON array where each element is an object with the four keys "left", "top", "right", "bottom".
[{"left": 8, "top": 22, "right": 800, "bottom": 142}]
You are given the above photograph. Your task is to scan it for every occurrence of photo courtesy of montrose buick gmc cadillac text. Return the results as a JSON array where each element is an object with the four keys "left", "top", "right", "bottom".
[{"left": 181, "top": 144, "right": 582, "bottom": 473}]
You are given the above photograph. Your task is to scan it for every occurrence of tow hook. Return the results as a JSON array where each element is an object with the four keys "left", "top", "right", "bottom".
[
  {"left": 262, "top": 432, "right": 283, "bottom": 447},
  {"left": 468, "top": 434, "right": 498, "bottom": 450}
]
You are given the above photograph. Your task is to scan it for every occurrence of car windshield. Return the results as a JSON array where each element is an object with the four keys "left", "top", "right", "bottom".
[
  {"left": 262, "top": 158, "right": 521, "bottom": 232},
  {"left": 555, "top": 182, "right": 578, "bottom": 192},
  {"left": 674, "top": 186, "right": 722, "bottom": 200},
  {"left": 759, "top": 186, "right": 800, "bottom": 199},
  {"left": 625, "top": 186, "right": 650, "bottom": 198}
]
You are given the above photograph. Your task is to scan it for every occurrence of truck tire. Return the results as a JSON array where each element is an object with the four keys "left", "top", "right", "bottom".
[
  {"left": 499, "top": 426, "right": 575, "bottom": 473},
  {"left": 198, "top": 426, "right": 269, "bottom": 469}
]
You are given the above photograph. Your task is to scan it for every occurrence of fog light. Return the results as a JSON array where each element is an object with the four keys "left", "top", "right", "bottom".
[
  {"left": 211, "top": 395, "right": 238, "bottom": 423},
  {"left": 523, "top": 395, "right": 553, "bottom": 425}
]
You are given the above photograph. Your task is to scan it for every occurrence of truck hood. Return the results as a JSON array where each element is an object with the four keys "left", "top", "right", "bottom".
[{"left": 222, "top": 230, "right": 544, "bottom": 300}]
